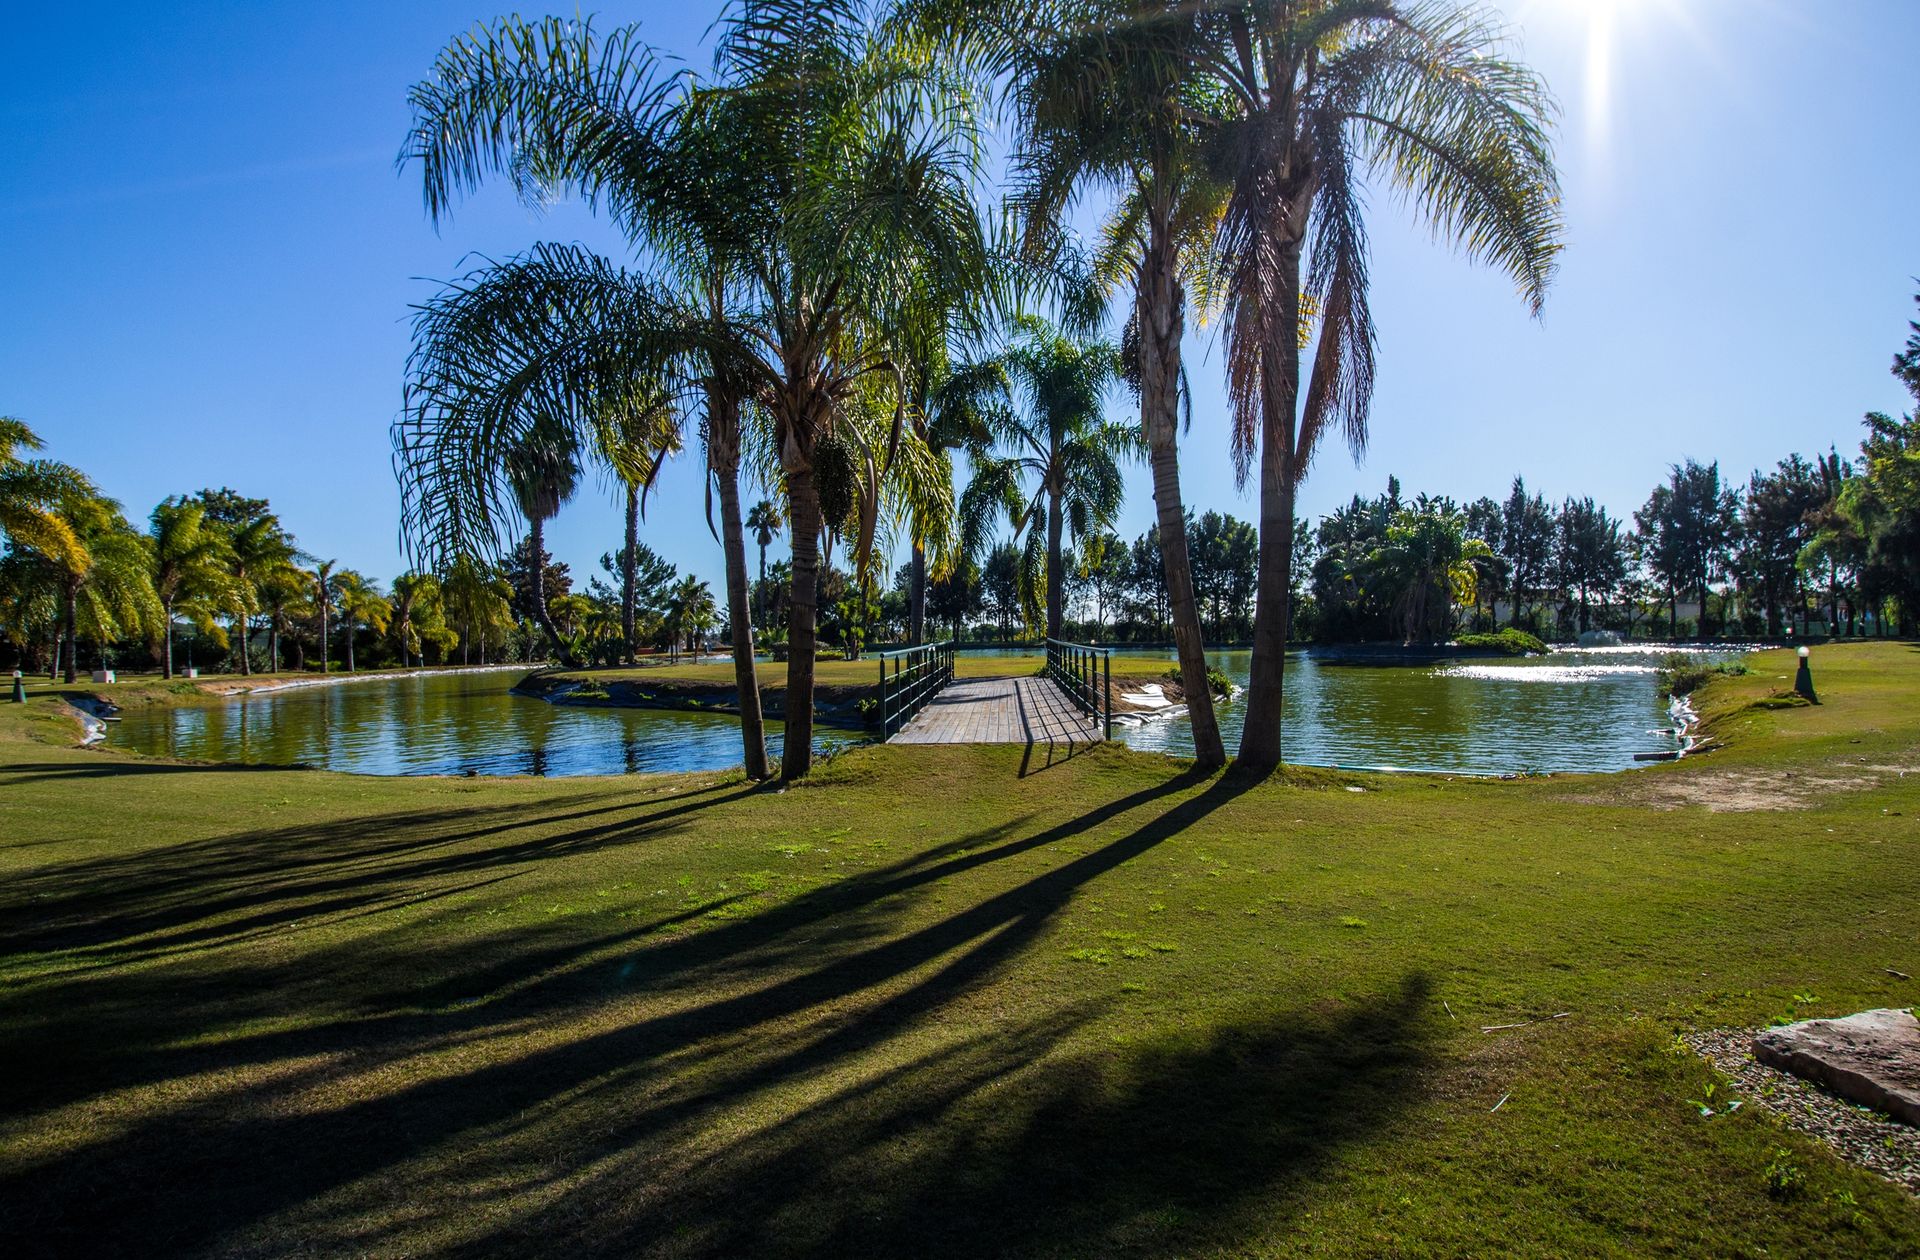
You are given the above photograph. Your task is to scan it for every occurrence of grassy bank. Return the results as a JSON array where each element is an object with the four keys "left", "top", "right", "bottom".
[{"left": 1, "top": 644, "right": 1916, "bottom": 1256}]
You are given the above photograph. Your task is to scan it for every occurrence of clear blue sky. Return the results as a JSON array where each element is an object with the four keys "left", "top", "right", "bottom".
[{"left": 4, "top": 0, "right": 1916, "bottom": 595}]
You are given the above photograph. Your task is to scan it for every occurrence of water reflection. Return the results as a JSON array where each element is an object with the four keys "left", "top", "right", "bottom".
[
  {"left": 110, "top": 646, "right": 1741, "bottom": 779},
  {"left": 112, "top": 670, "right": 860, "bottom": 778},
  {"left": 1115, "top": 644, "right": 1744, "bottom": 775}
]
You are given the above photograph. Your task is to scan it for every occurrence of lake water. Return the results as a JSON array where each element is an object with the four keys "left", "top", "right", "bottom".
[
  {"left": 109, "top": 645, "right": 1736, "bottom": 778},
  {"left": 110, "top": 669, "right": 861, "bottom": 777},
  {"left": 1115, "top": 644, "right": 1734, "bottom": 776}
]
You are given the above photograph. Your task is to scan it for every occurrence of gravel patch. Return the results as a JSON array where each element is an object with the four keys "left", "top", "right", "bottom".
[{"left": 1689, "top": 1027, "right": 1920, "bottom": 1195}]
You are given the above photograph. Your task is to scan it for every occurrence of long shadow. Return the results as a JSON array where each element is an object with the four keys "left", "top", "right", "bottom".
[
  {"left": 0, "top": 778, "right": 756, "bottom": 959},
  {"left": 0, "top": 766, "right": 1364, "bottom": 1258},
  {"left": 473, "top": 974, "right": 1437, "bottom": 1259},
  {"left": 2, "top": 757, "right": 304, "bottom": 782}
]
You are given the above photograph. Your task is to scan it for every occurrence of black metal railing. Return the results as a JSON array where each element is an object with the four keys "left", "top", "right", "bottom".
[
  {"left": 876, "top": 640, "right": 956, "bottom": 738},
  {"left": 1045, "top": 638, "right": 1112, "bottom": 740}
]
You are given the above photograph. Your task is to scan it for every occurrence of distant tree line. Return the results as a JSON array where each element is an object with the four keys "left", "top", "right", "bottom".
[{"left": 0, "top": 448, "right": 729, "bottom": 679}]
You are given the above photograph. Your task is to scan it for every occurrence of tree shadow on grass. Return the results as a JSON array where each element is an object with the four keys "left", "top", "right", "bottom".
[
  {"left": 468, "top": 974, "right": 1436, "bottom": 1260},
  {"left": 0, "top": 765, "right": 1426, "bottom": 1259}
]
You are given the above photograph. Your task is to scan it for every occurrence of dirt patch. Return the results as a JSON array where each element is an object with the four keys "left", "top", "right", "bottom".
[
  {"left": 1689, "top": 1027, "right": 1920, "bottom": 1196},
  {"left": 1565, "top": 754, "right": 1917, "bottom": 813}
]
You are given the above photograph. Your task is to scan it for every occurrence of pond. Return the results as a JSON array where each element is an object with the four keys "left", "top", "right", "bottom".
[
  {"left": 110, "top": 669, "right": 863, "bottom": 777},
  {"left": 108, "top": 645, "right": 1740, "bottom": 778},
  {"left": 1115, "top": 644, "right": 1738, "bottom": 775}
]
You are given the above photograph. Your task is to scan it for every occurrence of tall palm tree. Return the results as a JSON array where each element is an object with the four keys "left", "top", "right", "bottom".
[
  {"left": 903, "top": 0, "right": 1232, "bottom": 766},
  {"left": 1197, "top": 1, "right": 1563, "bottom": 773},
  {"left": 504, "top": 424, "right": 581, "bottom": 664},
  {"left": 36, "top": 486, "right": 161, "bottom": 683},
  {"left": 330, "top": 570, "right": 392, "bottom": 672},
  {"left": 745, "top": 499, "right": 782, "bottom": 632},
  {"left": 148, "top": 497, "right": 233, "bottom": 679},
  {"left": 959, "top": 316, "right": 1133, "bottom": 640},
  {"left": 594, "top": 388, "right": 681, "bottom": 664},
  {"left": 1, "top": 418, "right": 89, "bottom": 577},
  {"left": 310, "top": 560, "right": 337, "bottom": 674},
  {"left": 257, "top": 560, "right": 310, "bottom": 672},
  {"left": 223, "top": 513, "right": 296, "bottom": 676},
  {"left": 396, "top": 6, "right": 991, "bottom": 779},
  {"left": 389, "top": 572, "right": 452, "bottom": 666},
  {"left": 441, "top": 553, "right": 516, "bottom": 665},
  {"left": 903, "top": 352, "right": 1006, "bottom": 645},
  {"left": 664, "top": 575, "right": 717, "bottom": 659}
]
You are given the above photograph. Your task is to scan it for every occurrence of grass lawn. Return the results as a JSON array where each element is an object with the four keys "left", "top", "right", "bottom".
[{"left": 1, "top": 643, "right": 1916, "bottom": 1256}]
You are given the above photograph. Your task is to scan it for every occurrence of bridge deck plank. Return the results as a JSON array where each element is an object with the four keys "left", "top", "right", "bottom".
[{"left": 888, "top": 675, "right": 1100, "bottom": 746}]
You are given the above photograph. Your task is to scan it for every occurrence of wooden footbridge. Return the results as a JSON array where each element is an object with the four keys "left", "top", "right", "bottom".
[{"left": 875, "top": 640, "right": 1112, "bottom": 747}]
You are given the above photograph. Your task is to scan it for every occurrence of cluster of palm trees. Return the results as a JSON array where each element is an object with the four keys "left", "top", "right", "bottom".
[
  {"left": 393, "top": 0, "right": 1562, "bottom": 778},
  {"left": 0, "top": 424, "right": 509, "bottom": 682}
]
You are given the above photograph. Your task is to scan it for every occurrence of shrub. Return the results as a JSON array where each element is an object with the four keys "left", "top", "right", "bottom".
[
  {"left": 1456, "top": 629, "right": 1547, "bottom": 656},
  {"left": 1163, "top": 666, "right": 1232, "bottom": 696},
  {"left": 1657, "top": 655, "right": 1747, "bottom": 698}
]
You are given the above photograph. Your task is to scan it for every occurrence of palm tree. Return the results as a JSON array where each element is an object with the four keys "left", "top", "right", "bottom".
[
  {"left": 1, "top": 419, "right": 89, "bottom": 577},
  {"left": 396, "top": 7, "right": 992, "bottom": 779},
  {"left": 1193, "top": 1, "right": 1563, "bottom": 773},
  {"left": 389, "top": 572, "right": 452, "bottom": 667},
  {"left": 35, "top": 485, "right": 161, "bottom": 683},
  {"left": 504, "top": 424, "right": 581, "bottom": 664},
  {"left": 310, "top": 560, "right": 337, "bottom": 674},
  {"left": 905, "top": 0, "right": 1232, "bottom": 766},
  {"left": 148, "top": 497, "right": 233, "bottom": 679},
  {"left": 960, "top": 316, "right": 1133, "bottom": 640},
  {"left": 441, "top": 554, "right": 516, "bottom": 665},
  {"left": 223, "top": 513, "right": 297, "bottom": 676},
  {"left": 664, "top": 575, "right": 717, "bottom": 659},
  {"left": 902, "top": 353, "right": 1006, "bottom": 645},
  {"left": 745, "top": 499, "right": 782, "bottom": 632},
  {"left": 330, "top": 570, "right": 392, "bottom": 672},
  {"left": 256, "top": 560, "right": 310, "bottom": 672},
  {"left": 594, "top": 389, "right": 681, "bottom": 664},
  {"left": 1368, "top": 502, "right": 1488, "bottom": 643}
]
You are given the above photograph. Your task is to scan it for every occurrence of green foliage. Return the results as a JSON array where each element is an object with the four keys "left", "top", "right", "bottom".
[
  {"left": 1656, "top": 654, "right": 1746, "bottom": 698},
  {"left": 1455, "top": 629, "right": 1547, "bottom": 656},
  {"left": 1765, "top": 1149, "right": 1806, "bottom": 1200},
  {"left": 1163, "top": 665, "right": 1230, "bottom": 697}
]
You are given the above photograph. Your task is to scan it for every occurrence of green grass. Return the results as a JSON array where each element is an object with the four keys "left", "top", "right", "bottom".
[{"left": 1, "top": 644, "right": 1917, "bottom": 1256}]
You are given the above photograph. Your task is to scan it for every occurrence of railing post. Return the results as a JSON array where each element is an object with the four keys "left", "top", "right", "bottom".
[
  {"left": 1103, "top": 651, "right": 1111, "bottom": 740},
  {"left": 879, "top": 655, "right": 887, "bottom": 736}
]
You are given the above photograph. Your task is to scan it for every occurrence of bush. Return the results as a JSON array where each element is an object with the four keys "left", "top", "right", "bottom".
[
  {"left": 1656, "top": 655, "right": 1746, "bottom": 698},
  {"left": 1455, "top": 629, "right": 1547, "bottom": 656},
  {"left": 1163, "top": 666, "right": 1232, "bottom": 697}
]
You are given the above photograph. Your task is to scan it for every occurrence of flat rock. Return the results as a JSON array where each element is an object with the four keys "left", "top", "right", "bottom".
[{"left": 1753, "top": 1008, "right": 1920, "bottom": 1126}]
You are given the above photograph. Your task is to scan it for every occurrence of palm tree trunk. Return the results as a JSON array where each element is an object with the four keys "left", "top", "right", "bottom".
[
  {"left": 62, "top": 582, "right": 79, "bottom": 684},
  {"left": 346, "top": 622, "right": 356, "bottom": 673},
  {"left": 782, "top": 462, "right": 824, "bottom": 780},
  {"left": 756, "top": 541, "right": 768, "bottom": 632},
  {"left": 162, "top": 601, "right": 175, "bottom": 680},
  {"left": 319, "top": 604, "right": 329, "bottom": 673},
  {"left": 1235, "top": 242, "right": 1305, "bottom": 776},
  {"left": 712, "top": 408, "right": 771, "bottom": 780},
  {"left": 910, "top": 540, "right": 927, "bottom": 646},
  {"left": 234, "top": 613, "right": 250, "bottom": 675},
  {"left": 528, "top": 516, "right": 564, "bottom": 662},
  {"left": 1046, "top": 491, "right": 1065, "bottom": 641},
  {"left": 622, "top": 485, "right": 639, "bottom": 664},
  {"left": 1139, "top": 232, "right": 1224, "bottom": 768}
]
